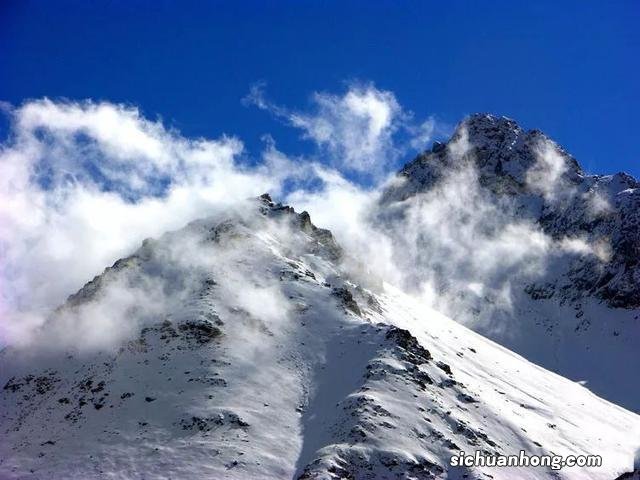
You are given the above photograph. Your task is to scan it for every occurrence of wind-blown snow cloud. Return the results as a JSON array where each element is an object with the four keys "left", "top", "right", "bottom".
[
  {"left": 0, "top": 91, "right": 608, "bottom": 351},
  {"left": 290, "top": 125, "right": 609, "bottom": 332},
  {"left": 0, "top": 99, "right": 284, "bottom": 344},
  {"left": 526, "top": 139, "right": 575, "bottom": 203},
  {"left": 286, "top": 166, "right": 400, "bottom": 290}
]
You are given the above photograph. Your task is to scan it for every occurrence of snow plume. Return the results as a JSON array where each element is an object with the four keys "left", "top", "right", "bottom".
[
  {"left": 0, "top": 99, "right": 291, "bottom": 350},
  {"left": 526, "top": 138, "right": 576, "bottom": 203},
  {"left": 5, "top": 202, "right": 297, "bottom": 353},
  {"left": 291, "top": 127, "right": 609, "bottom": 330},
  {"left": 585, "top": 188, "right": 613, "bottom": 219},
  {"left": 10, "top": 267, "right": 170, "bottom": 353},
  {"left": 377, "top": 167, "right": 599, "bottom": 326},
  {"left": 379, "top": 131, "right": 558, "bottom": 312},
  {"left": 286, "top": 166, "right": 401, "bottom": 290}
]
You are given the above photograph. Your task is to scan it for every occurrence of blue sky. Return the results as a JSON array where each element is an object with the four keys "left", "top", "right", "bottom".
[{"left": 1, "top": 0, "right": 638, "bottom": 176}]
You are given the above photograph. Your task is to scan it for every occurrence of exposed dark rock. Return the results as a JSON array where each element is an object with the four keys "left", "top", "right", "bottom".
[
  {"left": 385, "top": 327, "right": 432, "bottom": 363},
  {"left": 178, "top": 412, "right": 249, "bottom": 432},
  {"left": 615, "top": 470, "right": 640, "bottom": 480},
  {"left": 258, "top": 193, "right": 343, "bottom": 261},
  {"left": 332, "top": 287, "right": 361, "bottom": 316},
  {"left": 436, "top": 361, "right": 452, "bottom": 376},
  {"left": 178, "top": 319, "right": 222, "bottom": 344}
]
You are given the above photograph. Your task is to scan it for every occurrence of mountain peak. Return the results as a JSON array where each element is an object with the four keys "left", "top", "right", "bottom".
[
  {"left": 2, "top": 188, "right": 638, "bottom": 478},
  {"left": 450, "top": 113, "right": 523, "bottom": 152},
  {"left": 461, "top": 113, "right": 522, "bottom": 134},
  {"left": 385, "top": 113, "right": 585, "bottom": 205}
]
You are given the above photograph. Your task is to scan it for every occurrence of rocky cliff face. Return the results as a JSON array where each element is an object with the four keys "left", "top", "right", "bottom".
[{"left": 384, "top": 114, "right": 640, "bottom": 308}]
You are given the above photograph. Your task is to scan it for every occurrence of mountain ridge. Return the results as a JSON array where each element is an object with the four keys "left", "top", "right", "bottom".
[{"left": 1, "top": 195, "right": 639, "bottom": 479}]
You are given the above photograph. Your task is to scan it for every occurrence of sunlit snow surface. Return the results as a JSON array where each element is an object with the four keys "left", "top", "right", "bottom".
[{"left": 0, "top": 203, "right": 637, "bottom": 479}]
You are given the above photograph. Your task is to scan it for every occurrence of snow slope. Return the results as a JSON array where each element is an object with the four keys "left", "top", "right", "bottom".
[{"left": 1, "top": 196, "right": 638, "bottom": 479}]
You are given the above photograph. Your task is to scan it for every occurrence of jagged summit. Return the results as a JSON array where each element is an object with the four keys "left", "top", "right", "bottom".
[
  {"left": 451, "top": 113, "right": 560, "bottom": 157},
  {"left": 456, "top": 113, "right": 523, "bottom": 146},
  {"left": 386, "top": 114, "right": 586, "bottom": 204},
  {"left": 65, "top": 194, "right": 342, "bottom": 311},
  {"left": 425, "top": 113, "right": 637, "bottom": 191},
  {"left": 257, "top": 192, "right": 343, "bottom": 261}
]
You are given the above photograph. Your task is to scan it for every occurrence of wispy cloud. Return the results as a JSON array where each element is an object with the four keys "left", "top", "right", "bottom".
[
  {"left": 244, "top": 82, "right": 439, "bottom": 176},
  {"left": 289, "top": 124, "right": 610, "bottom": 332},
  {"left": 0, "top": 91, "right": 608, "bottom": 351},
  {"left": 0, "top": 99, "right": 282, "bottom": 327},
  {"left": 526, "top": 139, "right": 575, "bottom": 203}
]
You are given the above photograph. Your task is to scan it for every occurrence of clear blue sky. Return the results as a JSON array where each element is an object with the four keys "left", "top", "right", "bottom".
[{"left": 1, "top": 0, "right": 638, "bottom": 177}]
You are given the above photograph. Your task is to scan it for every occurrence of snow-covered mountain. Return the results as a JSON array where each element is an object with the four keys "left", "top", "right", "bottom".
[
  {"left": 378, "top": 114, "right": 640, "bottom": 412},
  {"left": 1, "top": 194, "right": 638, "bottom": 479}
]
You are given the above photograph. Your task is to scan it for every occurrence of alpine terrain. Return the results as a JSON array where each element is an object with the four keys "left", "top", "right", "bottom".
[
  {"left": 1, "top": 116, "right": 639, "bottom": 480},
  {"left": 378, "top": 114, "right": 639, "bottom": 413}
]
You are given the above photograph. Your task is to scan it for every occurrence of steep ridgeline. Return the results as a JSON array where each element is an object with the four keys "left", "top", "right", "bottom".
[
  {"left": 1, "top": 195, "right": 638, "bottom": 479},
  {"left": 380, "top": 114, "right": 640, "bottom": 412}
]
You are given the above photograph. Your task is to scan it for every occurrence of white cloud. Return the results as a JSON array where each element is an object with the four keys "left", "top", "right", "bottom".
[
  {"left": 0, "top": 99, "right": 283, "bottom": 328},
  {"left": 0, "top": 92, "right": 609, "bottom": 352},
  {"left": 291, "top": 150, "right": 608, "bottom": 329},
  {"left": 447, "top": 125, "right": 471, "bottom": 160},
  {"left": 408, "top": 118, "right": 436, "bottom": 151},
  {"left": 17, "top": 99, "right": 170, "bottom": 163},
  {"left": 244, "top": 83, "right": 438, "bottom": 175},
  {"left": 291, "top": 86, "right": 401, "bottom": 172}
]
